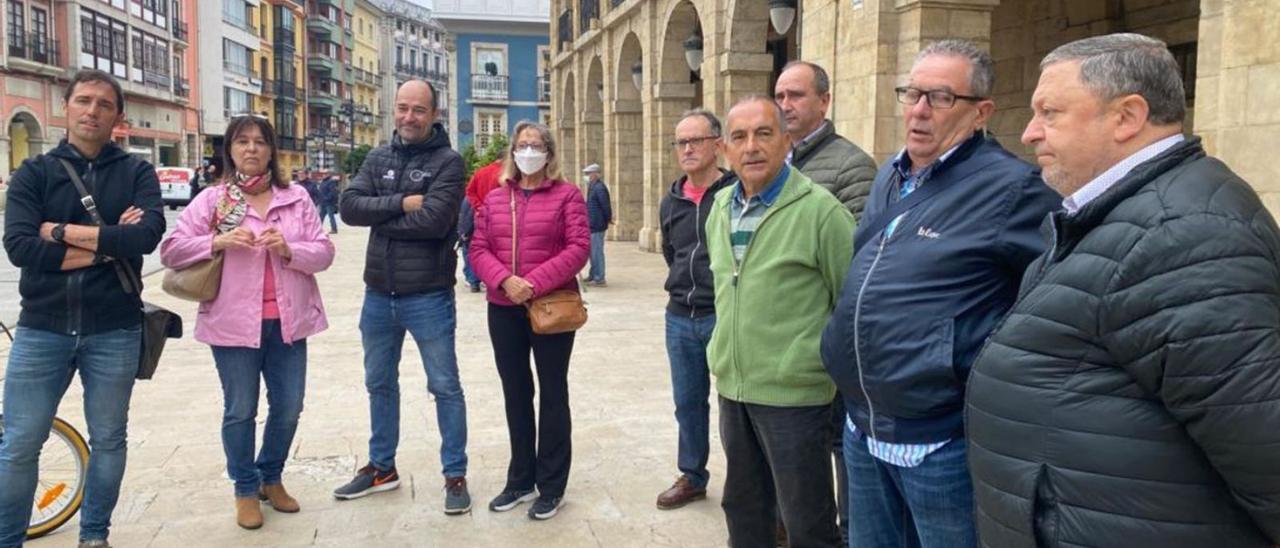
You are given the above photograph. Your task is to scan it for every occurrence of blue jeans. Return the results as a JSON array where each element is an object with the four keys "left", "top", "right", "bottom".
[
  {"left": 588, "top": 231, "right": 606, "bottom": 282},
  {"left": 360, "top": 288, "right": 468, "bottom": 478},
  {"left": 460, "top": 240, "right": 480, "bottom": 287},
  {"left": 664, "top": 311, "right": 714, "bottom": 489},
  {"left": 320, "top": 203, "right": 339, "bottom": 232},
  {"left": 843, "top": 426, "right": 976, "bottom": 548},
  {"left": 211, "top": 320, "right": 307, "bottom": 498},
  {"left": 0, "top": 325, "right": 140, "bottom": 545}
]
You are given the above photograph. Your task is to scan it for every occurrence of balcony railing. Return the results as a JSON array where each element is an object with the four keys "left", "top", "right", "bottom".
[
  {"left": 173, "top": 19, "right": 188, "bottom": 42},
  {"left": 142, "top": 70, "right": 172, "bottom": 90},
  {"left": 224, "top": 61, "right": 250, "bottom": 76},
  {"left": 7, "top": 32, "right": 60, "bottom": 66},
  {"left": 261, "top": 77, "right": 274, "bottom": 95},
  {"left": 471, "top": 74, "right": 509, "bottom": 102},
  {"left": 557, "top": 10, "right": 572, "bottom": 46},
  {"left": 274, "top": 79, "right": 299, "bottom": 99},
  {"left": 174, "top": 76, "right": 190, "bottom": 98},
  {"left": 537, "top": 75, "right": 551, "bottom": 103},
  {"left": 579, "top": 0, "right": 598, "bottom": 36}
]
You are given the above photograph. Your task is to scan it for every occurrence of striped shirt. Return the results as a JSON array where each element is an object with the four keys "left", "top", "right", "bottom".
[{"left": 729, "top": 165, "right": 789, "bottom": 263}]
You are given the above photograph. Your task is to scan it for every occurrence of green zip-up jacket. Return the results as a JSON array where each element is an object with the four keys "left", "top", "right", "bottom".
[{"left": 706, "top": 167, "right": 856, "bottom": 407}]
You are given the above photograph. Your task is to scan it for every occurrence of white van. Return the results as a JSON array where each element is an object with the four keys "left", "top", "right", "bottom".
[{"left": 157, "top": 167, "right": 195, "bottom": 209}]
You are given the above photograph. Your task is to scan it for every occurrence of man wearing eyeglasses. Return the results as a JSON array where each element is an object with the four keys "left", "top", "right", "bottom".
[
  {"left": 654, "top": 109, "right": 736, "bottom": 511},
  {"left": 819, "top": 40, "right": 1059, "bottom": 547}
]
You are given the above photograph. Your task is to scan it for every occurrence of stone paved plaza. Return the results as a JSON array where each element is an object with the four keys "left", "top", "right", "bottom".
[{"left": 10, "top": 228, "right": 733, "bottom": 547}]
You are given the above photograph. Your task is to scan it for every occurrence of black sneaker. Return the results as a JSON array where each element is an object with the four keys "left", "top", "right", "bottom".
[
  {"left": 488, "top": 488, "right": 537, "bottom": 512},
  {"left": 527, "top": 495, "right": 563, "bottom": 520},
  {"left": 444, "top": 477, "right": 472, "bottom": 515},
  {"left": 333, "top": 464, "right": 400, "bottom": 500}
]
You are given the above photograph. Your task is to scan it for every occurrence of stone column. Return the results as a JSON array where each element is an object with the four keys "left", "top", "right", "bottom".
[{"left": 610, "top": 99, "right": 644, "bottom": 243}]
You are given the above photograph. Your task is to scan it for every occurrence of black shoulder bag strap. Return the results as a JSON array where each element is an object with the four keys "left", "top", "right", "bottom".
[
  {"left": 853, "top": 170, "right": 950, "bottom": 252},
  {"left": 56, "top": 157, "right": 142, "bottom": 295}
]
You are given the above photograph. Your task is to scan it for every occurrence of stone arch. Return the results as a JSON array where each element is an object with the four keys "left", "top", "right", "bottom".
[
  {"left": 720, "top": 0, "right": 775, "bottom": 108},
  {"left": 608, "top": 32, "right": 644, "bottom": 241},
  {"left": 558, "top": 70, "right": 577, "bottom": 182},
  {"left": 581, "top": 56, "right": 605, "bottom": 178},
  {"left": 654, "top": 1, "right": 706, "bottom": 194},
  {"left": 7, "top": 109, "right": 44, "bottom": 171}
]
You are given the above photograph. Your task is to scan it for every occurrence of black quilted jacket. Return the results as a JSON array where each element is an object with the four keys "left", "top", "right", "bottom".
[
  {"left": 339, "top": 124, "right": 465, "bottom": 294},
  {"left": 966, "top": 137, "right": 1280, "bottom": 547}
]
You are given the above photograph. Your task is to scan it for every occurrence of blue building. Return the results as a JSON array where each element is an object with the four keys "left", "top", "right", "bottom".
[{"left": 432, "top": 0, "right": 550, "bottom": 150}]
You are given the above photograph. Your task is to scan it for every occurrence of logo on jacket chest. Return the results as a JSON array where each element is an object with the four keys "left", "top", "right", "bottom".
[
  {"left": 383, "top": 169, "right": 396, "bottom": 180},
  {"left": 916, "top": 226, "right": 942, "bottom": 239},
  {"left": 409, "top": 169, "right": 430, "bottom": 183}
]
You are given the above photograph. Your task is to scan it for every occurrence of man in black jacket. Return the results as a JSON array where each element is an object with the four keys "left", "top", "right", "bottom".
[
  {"left": 333, "top": 80, "right": 472, "bottom": 515},
  {"left": 819, "top": 41, "right": 1059, "bottom": 548},
  {"left": 655, "top": 109, "right": 734, "bottom": 511},
  {"left": 0, "top": 69, "right": 166, "bottom": 548},
  {"left": 967, "top": 33, "right": 1280, "bottom": 547}
]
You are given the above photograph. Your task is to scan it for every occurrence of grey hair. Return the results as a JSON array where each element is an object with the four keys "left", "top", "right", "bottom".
[
  {"left": 780, "top": 60, "right": 831, "bottom": 96},
  {"left": 1041, "top": 33, "right": 1185, "bottom": 125},
  {"left": 728, "top": 95, "right": 787, "bottom": 130},
  {"left": 679, "top": 108, "right": 722, "bottom": 137},
  {"left": 916, "top": 39, "right": 994, "bottom": 99},
  {"left": 501, "top": 120, "right": 561, "bottom": 181}
]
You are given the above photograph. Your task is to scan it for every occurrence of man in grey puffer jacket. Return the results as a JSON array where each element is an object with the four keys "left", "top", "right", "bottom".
[
  {"left": 776, "top": 61, "right": 877, "bottom": 221},
  {"left": 968, "top": 33, "right": 1280, "bottom": 547}
]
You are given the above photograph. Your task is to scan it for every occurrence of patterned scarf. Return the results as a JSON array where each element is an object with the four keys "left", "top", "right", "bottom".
[{"left": 212, "top": 172, "right": 270, "bottom": 233}]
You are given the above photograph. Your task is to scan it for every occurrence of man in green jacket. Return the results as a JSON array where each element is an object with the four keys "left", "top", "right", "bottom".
[{"left": 706, "top": 95, "right": 855, "bottom": 548}]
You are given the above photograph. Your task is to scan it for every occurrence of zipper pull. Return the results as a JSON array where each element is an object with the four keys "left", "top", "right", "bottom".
[{"left": 732, "top": 270, "right": 739, "bottom": 286}]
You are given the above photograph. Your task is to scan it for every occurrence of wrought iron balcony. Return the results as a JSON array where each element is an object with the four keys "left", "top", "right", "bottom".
[
  {"left": 173, "top": 20, "right": 189, "bottom": 42},
  {"left": 174, "top": 77, "right": 190, "bottom": 98},
  {"left": 471, "top": 74, "right": 509, "bottom": 102}
]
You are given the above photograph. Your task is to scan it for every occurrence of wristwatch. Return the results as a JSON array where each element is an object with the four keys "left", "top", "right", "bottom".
[{"left": 51, "top": 223, "right": 67, "bottom": 243}]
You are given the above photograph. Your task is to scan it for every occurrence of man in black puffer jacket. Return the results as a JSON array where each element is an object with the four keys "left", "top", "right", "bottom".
[
  {"left": 967, "top": 33, "right": 1280, "bottom": 547},
  {"left": 336, "top": 80, "right": 472, "bottom": 514}
]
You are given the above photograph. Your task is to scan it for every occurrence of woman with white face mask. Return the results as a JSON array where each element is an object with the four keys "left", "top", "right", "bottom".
[{"left": 468, "top": 121, "right": 590, "bottom": 521}]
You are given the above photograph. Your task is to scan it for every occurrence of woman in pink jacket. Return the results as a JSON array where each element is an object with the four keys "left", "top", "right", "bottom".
[
  {"left": 470, "top": 120, "right": 590, "bottom": 520},
  {"left": 159, "top": 116, "right": 335, "bottom": 530}
]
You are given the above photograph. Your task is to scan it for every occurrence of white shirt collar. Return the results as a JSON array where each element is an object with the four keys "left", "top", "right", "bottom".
[{"left": 1063, "top": 133, "right": 1185, "bottom": 214}]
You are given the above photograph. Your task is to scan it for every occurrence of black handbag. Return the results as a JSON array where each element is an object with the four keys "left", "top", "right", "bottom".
[{"left": 58, "top": 158, "right": 182, "bottom": 380}]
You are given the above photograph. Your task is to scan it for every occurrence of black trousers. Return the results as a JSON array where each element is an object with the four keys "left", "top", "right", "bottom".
[
  {"left": 720, "top": 397, "right": 842, "bottom": 548},
  {"left": 488, "top": 303, "right": 575, "bottom": 498}
]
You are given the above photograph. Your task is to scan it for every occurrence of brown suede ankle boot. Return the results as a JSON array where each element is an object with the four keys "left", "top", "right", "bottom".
[
  {"left": 236, "top": 496, "right": 264, "bottom": 529},
  {"left": 260, "top": 484, "right": 300, "bottom": 513}
]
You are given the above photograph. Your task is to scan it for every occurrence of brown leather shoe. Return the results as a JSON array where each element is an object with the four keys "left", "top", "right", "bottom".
[
  {"left": 235, "top": 496, "right": 263, "bottom": 530},
  {"left": 656, "top": 476, "right": 707, "bottom": 510},
  {"left": 260, "top": 484, "right": 300, "bottom": 513}
]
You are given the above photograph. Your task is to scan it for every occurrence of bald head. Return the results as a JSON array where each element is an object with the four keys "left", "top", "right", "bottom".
[{"left": 395, "top": 80, "right": 438, "bottom": 144}]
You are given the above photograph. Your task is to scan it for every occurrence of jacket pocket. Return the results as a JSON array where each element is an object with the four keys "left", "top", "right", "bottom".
[{"left": 867, "top": 316, "right": 961, "bottom": 419}]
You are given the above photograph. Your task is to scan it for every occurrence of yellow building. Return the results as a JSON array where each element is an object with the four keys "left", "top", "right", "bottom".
[
  {"left": 260, "top": 0, "right": 308, "bottom": 176},
  {"left": 352, "top": 0, "right": 387, "bottom": 149}
]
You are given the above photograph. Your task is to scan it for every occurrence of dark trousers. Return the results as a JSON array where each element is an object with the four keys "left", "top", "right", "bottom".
[
  {"left": 832, "top": 395, "right": 849, "bottom": 542},
  {"left": 720, "top": 397, "right": 841, "bottom": 548},
  {"left": 488, "top": 303, "right": 575, "bottom": 498}
]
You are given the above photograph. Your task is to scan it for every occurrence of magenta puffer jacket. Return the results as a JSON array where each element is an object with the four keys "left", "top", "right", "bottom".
[
  {"left": 159, "top": 183, "right": 335, "bottom": 348},
  {"left": 470, "top": 177, "right": 590, "bottom": 306}
]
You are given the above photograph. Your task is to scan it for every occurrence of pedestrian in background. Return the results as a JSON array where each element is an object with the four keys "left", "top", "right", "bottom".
[
  {"left": 319, "top": 174, "right": 339, "bottom": 234},
  {"left": 583, "top": 163, "right": 611, "bottom": 286},
  {"left": 470, "top": 120, "right": 590, "bottom": 521},
  {"left": 160, "top": 115, "right": 334, "bottom": 531}
]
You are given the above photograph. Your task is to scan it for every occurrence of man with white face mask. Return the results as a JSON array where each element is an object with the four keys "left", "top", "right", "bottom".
[{"left": 335, "top": 80, "right": 473, "bottom": 516}]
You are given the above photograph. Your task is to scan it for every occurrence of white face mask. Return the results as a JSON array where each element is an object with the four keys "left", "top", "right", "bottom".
[{"left": 514, "top": 148, "right": 548, "bottom": 176}]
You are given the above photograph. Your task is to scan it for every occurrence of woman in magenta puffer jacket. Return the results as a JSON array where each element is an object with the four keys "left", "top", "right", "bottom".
[
  {"left": 470, "top": 120, "right": 590, "bottom": 520},
  {"left": 160, "top": 116, "right": 334, "bottom": 530}
]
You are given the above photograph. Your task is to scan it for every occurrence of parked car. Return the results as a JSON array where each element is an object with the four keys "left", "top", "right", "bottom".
[{"left": 157, "top": 167, "right": 196, "bottom": 209}]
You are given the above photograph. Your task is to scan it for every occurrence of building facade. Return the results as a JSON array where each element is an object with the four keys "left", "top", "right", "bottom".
[
  {"left": 374, "top": 0, "right": 449, "bottom": 142},
  {"left": 263, "top": 0, "right": 306, "bottom": 176},
  {"left": 434, "top": 0, "right": 549, "bottom": 150},
  {"left": 351, "top": 0, "right": 383, "bottom": 150},
  {"left": 304, "top": 0, "right": 354, "bottom": 172},
  {"left": 199, "top": 0, "right": 266, "bottom": 164},
  {"left": 1, "top": 0, "right": 199, "bottom": 176},
  {"left": 550, "top": 0, "right": 1280, "bottom": 251}
]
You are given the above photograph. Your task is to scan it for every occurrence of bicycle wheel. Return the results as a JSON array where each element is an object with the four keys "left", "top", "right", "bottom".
[{"left": 5, "top": 416, "right": 91, "bottom": 539}]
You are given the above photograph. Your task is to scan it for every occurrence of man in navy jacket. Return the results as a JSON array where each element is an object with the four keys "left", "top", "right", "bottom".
[
  {"left": 583, "top": 163, "right": 612, "bottom": 286},
  {"left": 819, "top": 40, "right": 1059, "bottom": 547},
  {"left": 0, "top": 69, "right": 166, "bottom": 547}
]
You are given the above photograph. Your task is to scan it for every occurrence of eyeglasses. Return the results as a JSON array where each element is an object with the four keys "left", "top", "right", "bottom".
[
  {"left": 670, "top": 135, "right": 719, "bottom": 149},
  {"left": 895, "top": 86, "right": 986, "bottom": 109},
  {"left": 515, "top": 143, "right": 547, "bottom": 152}
]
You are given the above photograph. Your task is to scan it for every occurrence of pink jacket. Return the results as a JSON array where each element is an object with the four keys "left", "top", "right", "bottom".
[
  {"left": 160, "top": 183, "right": 336, "bottom": 348},
  {"left": 470, "top": 178, "right": 590, "bottom": 306}
]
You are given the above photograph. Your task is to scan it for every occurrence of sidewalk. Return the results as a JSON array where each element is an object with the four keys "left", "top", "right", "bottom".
[{"left": 9, "top": 227, "right": 731, "bottom": 548}]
